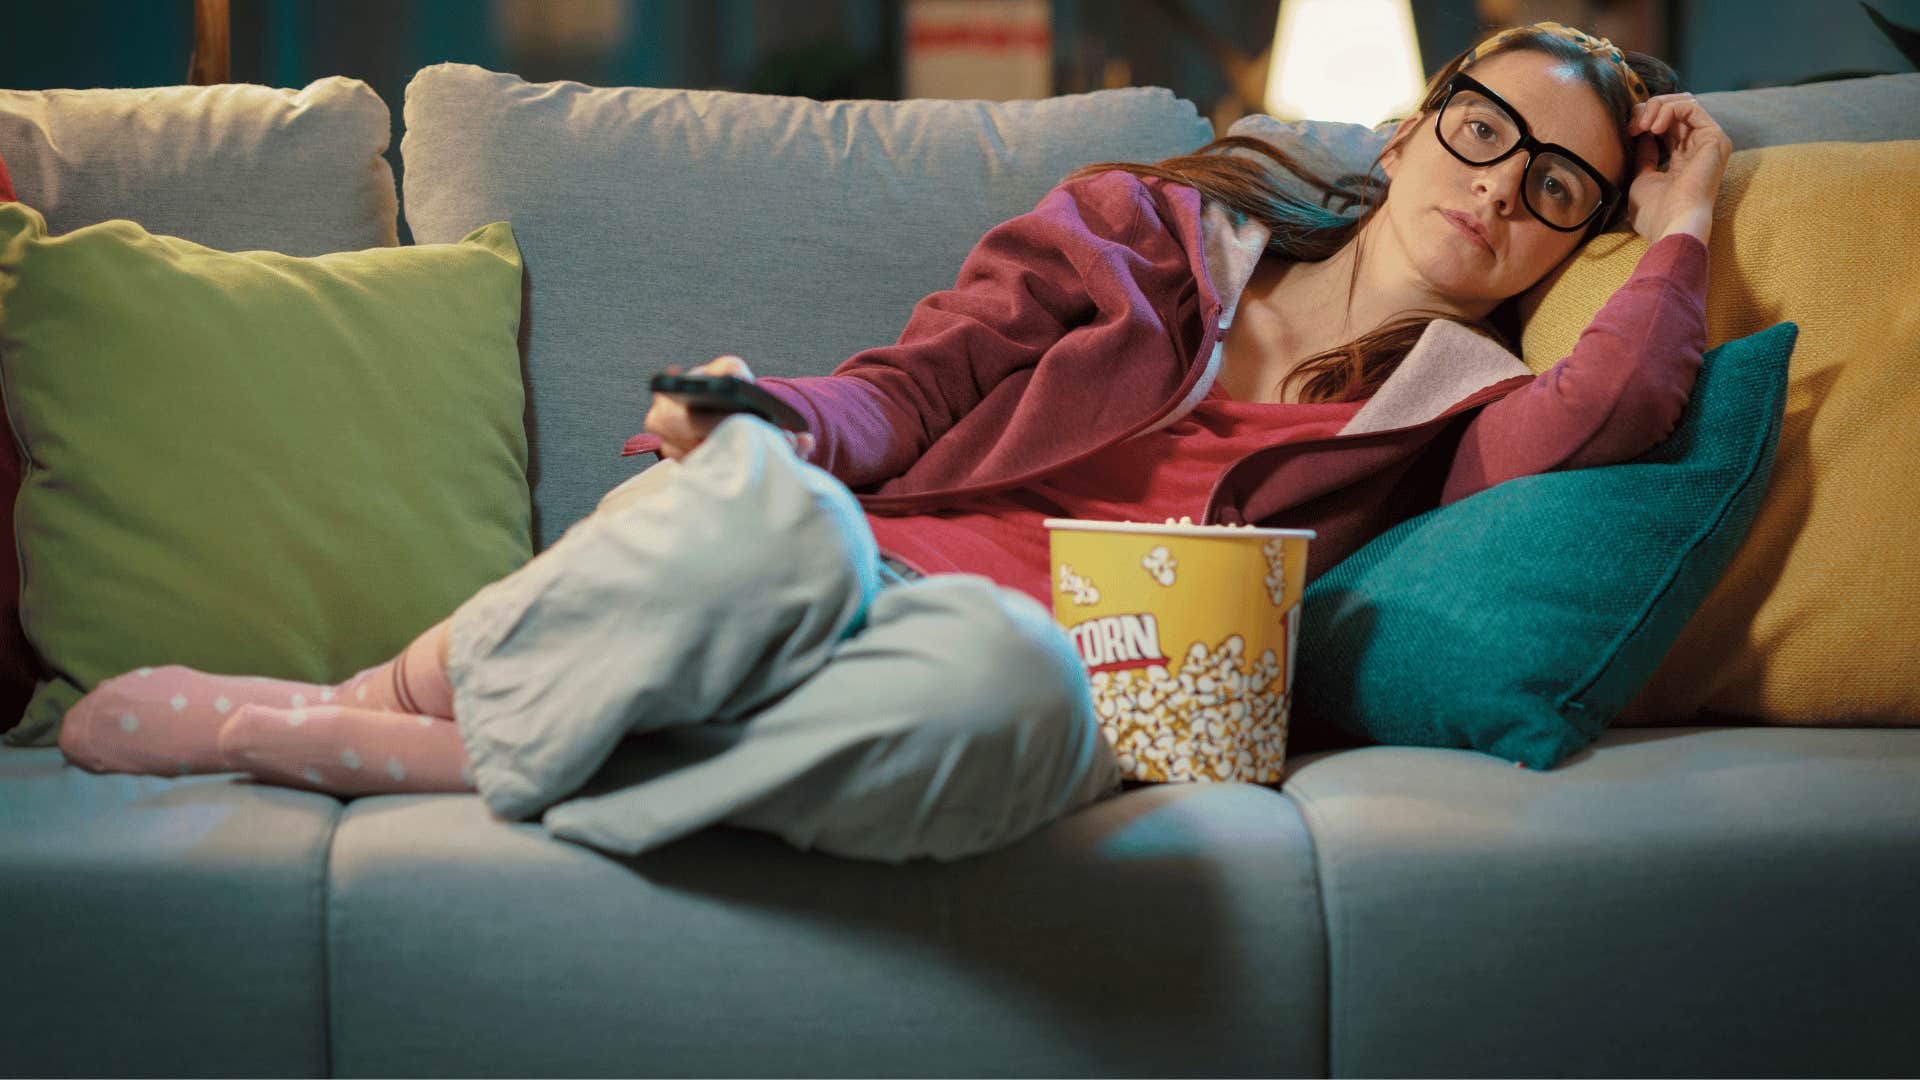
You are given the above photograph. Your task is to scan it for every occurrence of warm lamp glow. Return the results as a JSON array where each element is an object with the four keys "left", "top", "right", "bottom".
[{"left": 1264, "top": 0, "right": 1425, "bottom": 127}]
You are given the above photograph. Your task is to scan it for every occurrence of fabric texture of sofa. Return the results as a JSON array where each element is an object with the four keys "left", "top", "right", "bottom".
[{"left": 2, "top": 65, "right": 1918, "bottom": 1079}]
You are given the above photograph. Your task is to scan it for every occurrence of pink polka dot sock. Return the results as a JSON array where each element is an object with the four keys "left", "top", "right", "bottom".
[
  {"left": 217, "top": 703, "right": 475, "bottom": 796},
  {"left": 58, "top": 617, "right": 456, "bottom": 778},
  {"left": 58, "top": 664, "right": 340, "bottom": 778}
]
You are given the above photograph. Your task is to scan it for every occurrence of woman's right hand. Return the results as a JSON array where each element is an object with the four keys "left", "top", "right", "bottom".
[{"left": 644, "top": 355, "right": 816, "bottom": 463}]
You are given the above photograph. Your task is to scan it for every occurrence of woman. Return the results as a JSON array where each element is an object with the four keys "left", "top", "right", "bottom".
[{"left": 58, "top": 22, "right": 1731, "bottom": 863}]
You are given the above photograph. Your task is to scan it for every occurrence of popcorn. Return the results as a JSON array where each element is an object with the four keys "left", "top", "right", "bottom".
[
  {"left": 1261, "top": 538, "right": 1291, "bottom": 607},
  {"left": 1089, "top": 632, "right": 1289, "bottom": 784},
  {"left": 1141, "top": 545, "right": 1177, "bottom": 587},
  {"left": 1057, "top": 562, "right": 1101, "bottom": 607}
]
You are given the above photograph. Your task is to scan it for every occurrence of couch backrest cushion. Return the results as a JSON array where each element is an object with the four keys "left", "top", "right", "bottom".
[
  {"left": 0, "top": 78, "right": 398, "bottom": 255},
  {"left": 400, "top": 63, "right": 1213, "bottom": 549},
  {"left": 1696, "top": 71, "right": 1920, "bottom": 150}
]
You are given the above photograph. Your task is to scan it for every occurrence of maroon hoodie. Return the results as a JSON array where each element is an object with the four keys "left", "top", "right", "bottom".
[{"left": 623, "top": 169, "right": 1708, "bottom": 585}]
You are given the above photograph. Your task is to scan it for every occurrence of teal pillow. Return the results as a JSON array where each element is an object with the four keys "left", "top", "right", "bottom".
[
  {"left": 0, "top": 202, "right": 533, "bottom": 747},
  {"left": 1294, "top": 321, "right": 1798, "bottom": 770}
]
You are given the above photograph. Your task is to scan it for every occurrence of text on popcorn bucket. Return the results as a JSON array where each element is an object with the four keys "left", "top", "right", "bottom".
[{"left": 1069, "top": 613, "right": 1168, "bottom": 673}]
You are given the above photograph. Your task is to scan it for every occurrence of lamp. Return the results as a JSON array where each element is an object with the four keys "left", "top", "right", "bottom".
[{"left": 1263, "top": 0, "right": 1425, "bottom": 127}]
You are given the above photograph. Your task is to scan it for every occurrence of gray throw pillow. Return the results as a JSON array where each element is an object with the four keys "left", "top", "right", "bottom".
[
  {"left": 1224, "top": 113, "right": 1389, "bottom": 211},
  {"left": 400, "top": 64, "right": 1214, "bottom": 548},
  {"left": 0, "top": 78, "right": 398, "bottom": 255}
]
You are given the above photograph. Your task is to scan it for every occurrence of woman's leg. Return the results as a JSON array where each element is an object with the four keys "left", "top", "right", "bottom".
[
  {"left": 233, "top": 413, "right": 868, "bottom": 804},
  {"left": 65, "top": 411, "right": 875, "bottom": 810},
  {"left": 538, "top": 574, "right": 1124, "bottom": 864},
  {"left": 447, "top": 413, "right": 880, "bottom": 821},
  {"left": 58, "top": 616, "right": 458, "bottom": 778},
  {"left": 216, "top": 702, "right": 474, "bottom": 795}
]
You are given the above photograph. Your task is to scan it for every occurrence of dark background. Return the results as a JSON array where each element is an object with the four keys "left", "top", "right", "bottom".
[
  {"left": 11, "top": 1, "right": 1918, "bottom": 99},
  {"left": 5, "top": 0, "right": 1914, "bottom": 242}
]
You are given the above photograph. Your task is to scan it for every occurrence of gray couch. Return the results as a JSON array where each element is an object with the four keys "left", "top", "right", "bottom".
[{"left": 3, "top": 67, "right": 1918, "bottom": 1079}]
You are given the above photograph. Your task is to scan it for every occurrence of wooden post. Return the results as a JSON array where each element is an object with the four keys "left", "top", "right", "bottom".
[{"left": 188, "top": 0, "right": 231, "bottom": 85}]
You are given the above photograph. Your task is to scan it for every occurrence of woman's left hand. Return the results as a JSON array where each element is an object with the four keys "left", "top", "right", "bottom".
[{"left": 1624, "top": 92, "right": 1733, "bottom": 243}]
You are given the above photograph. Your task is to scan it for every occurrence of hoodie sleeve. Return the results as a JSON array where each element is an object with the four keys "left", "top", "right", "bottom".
[
  {"left": 621, "top": 170, "right": 1162, "bottom": 490},
  {"left": 1439, "top": 232, "right": 1710, "bottom": 506}
]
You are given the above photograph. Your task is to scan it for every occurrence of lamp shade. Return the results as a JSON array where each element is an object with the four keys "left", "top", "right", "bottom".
[{"left": 1264, "top": 0, "right": 1425, "bottom": 127}]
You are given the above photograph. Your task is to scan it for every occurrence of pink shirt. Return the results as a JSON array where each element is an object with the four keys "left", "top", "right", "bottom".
[{"left": 867, "top": 383, "right": 1367, "bottom": 609}]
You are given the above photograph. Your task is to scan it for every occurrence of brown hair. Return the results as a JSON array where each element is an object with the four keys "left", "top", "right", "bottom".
[{"left": 1065, "top": 25, "right": 1680, "bottom": 404}]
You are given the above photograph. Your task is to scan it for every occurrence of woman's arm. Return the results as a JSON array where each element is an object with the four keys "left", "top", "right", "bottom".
[
  {"left": 1439, "top": 232, "right": 1709, "bottom": 505},
  {"left": 745, "top": 169, "right": 1184, "bottom": 490}
]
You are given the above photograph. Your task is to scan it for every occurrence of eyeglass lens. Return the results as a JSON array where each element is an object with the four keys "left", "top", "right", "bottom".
[{"left": 1439, "top": 89, "right": 1602, "bottom": 229}]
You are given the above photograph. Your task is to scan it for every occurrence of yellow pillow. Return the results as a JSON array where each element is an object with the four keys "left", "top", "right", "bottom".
[{"left": 1514, "top": 140, "right": 1920, "bottom": 727}]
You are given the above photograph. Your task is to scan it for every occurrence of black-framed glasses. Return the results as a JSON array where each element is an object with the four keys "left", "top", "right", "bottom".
[{"left": 1432, "top": 72, "right": 1621, "bottom": 237}]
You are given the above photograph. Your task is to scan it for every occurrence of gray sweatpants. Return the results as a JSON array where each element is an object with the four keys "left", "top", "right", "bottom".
[{"left": 443, "top": 413, "right": 1122, "bottom": 864}]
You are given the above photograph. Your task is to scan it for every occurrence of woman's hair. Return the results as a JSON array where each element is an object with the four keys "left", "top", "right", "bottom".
[{"left": 1064, "top": 25, "right": 1680, "bottom": 404}]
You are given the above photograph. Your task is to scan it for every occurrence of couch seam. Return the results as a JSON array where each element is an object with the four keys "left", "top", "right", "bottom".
[{"left": 1280, "top": 782, "right": 1336, "bottom": 1078}]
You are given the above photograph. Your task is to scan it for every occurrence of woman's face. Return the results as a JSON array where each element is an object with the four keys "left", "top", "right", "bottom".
[{"left": 1374, "top": 49, "right": 1627, "bottom": 310}]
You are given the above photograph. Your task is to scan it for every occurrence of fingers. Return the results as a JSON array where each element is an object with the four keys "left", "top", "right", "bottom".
[
  {"left": 1633, "top": 129, "right": 1661, "bottom": 175},
  {"left": 1629, "top": 93, "right": 1695, "bottom": 138},
  {"left": 651, "top": 356, "right": 803, "bottom": 463},
  {"left": 647, "top": 354, "right": 762, "bottom": 462},
  {"left": 1629, "top": 93, "right": 1734, "bottom": 178},
  {"left": 659, "top": 426, "right": 811, "bottom": 464},
  {"left": 1629, "top": 93, "right": 1727, "bottom": 146},
  {"left": 694, "top": 354, "right": 754, "bottom": 380}
]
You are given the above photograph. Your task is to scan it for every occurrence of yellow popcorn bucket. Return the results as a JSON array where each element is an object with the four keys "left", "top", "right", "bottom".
[{"left": 1044, "top": 518, "right": 1315, "bottom": 785}]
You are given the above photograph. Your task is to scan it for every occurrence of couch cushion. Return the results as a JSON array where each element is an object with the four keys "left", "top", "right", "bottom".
[
  {"left": 326, "top": 780, "right": 1325, "bottom": 1077},
  {"left": 0, "top": 203, "right": 532, "bottom": 747},
  {"left": 399, "top": 63, "right": 1214, "bottom": 549},
  {"left": 1293, "top": 321, "right": 1795, "bottom": 770},
  {"left": 1282, "top": 726, "right": 1920, "bottom": 1077},
  {"left": 0, "top": 746, "right": 339, "bottom": 1077},
  {"left": 0, "top": 77, "right": 398, "bottom": 255},
  {"left": 1516, "top": 141, "right": 1920, "bottom": 730}
]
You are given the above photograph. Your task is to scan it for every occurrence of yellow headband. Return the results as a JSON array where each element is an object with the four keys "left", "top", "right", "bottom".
[{"left": 1466, "top": 20, "right": 1651, "bottom": 105}]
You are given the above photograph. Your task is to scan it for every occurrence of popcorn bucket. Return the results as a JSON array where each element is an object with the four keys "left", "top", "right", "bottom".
[{"left": 1044, "top": 518, "right": 1315, "bottom": 784}]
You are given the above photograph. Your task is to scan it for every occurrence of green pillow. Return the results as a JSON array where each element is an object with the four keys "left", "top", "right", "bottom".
[
  {"left": 0, "top": 202, "right": 532, "bottom": 747},
  {"left": 1294, "top": 321, "right": 1798, "bottom": 770}
]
